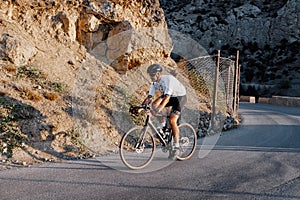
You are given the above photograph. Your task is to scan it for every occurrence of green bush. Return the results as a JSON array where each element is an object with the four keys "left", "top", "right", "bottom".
[
  {"left": 16, "top": 65, "right": 68, "bottom": 94},
  {"left": 0, "top": 120, "right": 26, "bottom": 158},
  {"left": 0, "top": 96, "right": 32, "bottom": 158}
]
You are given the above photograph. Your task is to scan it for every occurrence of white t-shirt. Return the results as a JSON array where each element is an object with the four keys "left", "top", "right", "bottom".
[{"left": 148, "top": 75, "right": 186, "bottom": 97}]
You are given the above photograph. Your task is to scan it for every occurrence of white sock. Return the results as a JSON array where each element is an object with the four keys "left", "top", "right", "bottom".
[
  {"left": 158, "top": 122, "right": 166, "bottom": 129},
  {"left": 174, "top": 143, "right": 179, "bottom": 148}
]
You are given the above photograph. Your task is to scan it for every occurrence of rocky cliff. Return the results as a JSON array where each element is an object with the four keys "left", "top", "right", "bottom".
[
  {"left": 0, "top": 0, "right": 175, "bottom": 72},
  {"left": 0, "top": 0, "right": 176, "bottom": 166},
  {"left": 160, "top": 0, "right": 300, "bottom": 97}
]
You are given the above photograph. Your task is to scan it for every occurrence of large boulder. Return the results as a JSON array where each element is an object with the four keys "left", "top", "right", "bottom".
[
  {"left": 0, "top": 33, "right": 37, "bottom": 66},
  {"left": 77, "top": 0, "right": 175, "bottom": 72}
]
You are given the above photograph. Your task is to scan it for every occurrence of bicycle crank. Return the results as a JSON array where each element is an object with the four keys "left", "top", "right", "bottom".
[
  {"left": 135, "top": 143, "right": 144, "bottom": 153},
  {"left": 136, "top": 148, "right": 144, "bottom": 153}
]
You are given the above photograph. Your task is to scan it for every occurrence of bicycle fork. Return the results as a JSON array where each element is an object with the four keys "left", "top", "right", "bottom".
[{"left": 134, "top": 126, "right": 149, "bottom": 153}]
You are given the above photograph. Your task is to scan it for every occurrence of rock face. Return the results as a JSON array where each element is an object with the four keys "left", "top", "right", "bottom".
[
  {"left": 71, "top": 0, "right": 175, "bottom": 71},
  {"left": 0, "top": 0, "right": 175, "bottom": 72},
  {"left": 0, "top": 33, "right": 37, "bottom": 66},
  {"left": 0, "top": 0, "right": 178, "bottom": 162},
  {"left": 160, "top": 0, "right": 300, "bottom": 97}
]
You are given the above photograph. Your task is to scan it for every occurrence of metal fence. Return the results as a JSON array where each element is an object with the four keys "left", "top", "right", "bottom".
[{"left": 178, "top": 50, "right": 240, "bottom": 135}]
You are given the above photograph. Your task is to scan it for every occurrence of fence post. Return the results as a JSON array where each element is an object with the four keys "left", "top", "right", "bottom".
[
  {"left": 227, "top": 61, "right": 232, "bottom": 105},
  {"left": 233, "top": 51, "right": 240, "bottom": 118},
  {"left": 211, "top": 50, "right": 220, "bottom": 134},
  {"left": 237, "top": 64, "right": 241, "bottom": 115}
]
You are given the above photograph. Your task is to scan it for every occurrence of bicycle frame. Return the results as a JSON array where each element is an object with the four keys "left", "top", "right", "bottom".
[{"left": 138, "top": 108, "right": 169, "bottom": 148}]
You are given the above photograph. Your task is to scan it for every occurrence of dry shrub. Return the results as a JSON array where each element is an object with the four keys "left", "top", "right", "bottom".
[
  {"left": 16, "top": 86, "right": 42, "bottom": 102},
  {"left": 4, "top": 65, "right": 16, "bottom": 73},
  {"left": 1, "top": 80, "right": 9, "bottom": 84},
  {"left": 29, "top": 92, "right": 43, "bottom": 102},
  {"left": 0, "top": 90, "right": 9, "bottom": 97},
  {"left": 44, "top": 92, "right": 59, "bottom": 101}
]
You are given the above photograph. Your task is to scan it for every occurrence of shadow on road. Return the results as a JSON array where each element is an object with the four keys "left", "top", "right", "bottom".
[{"left": 0, "top": 170, "right": 299, "bottom": 200}]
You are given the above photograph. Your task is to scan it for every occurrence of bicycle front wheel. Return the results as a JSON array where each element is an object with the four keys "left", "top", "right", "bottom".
[
  {"left": 120, "top": 126, "right": 156, "bottom": 170},
  {"left": 177, "top": 123, "right": 197, "bottom": 161}
]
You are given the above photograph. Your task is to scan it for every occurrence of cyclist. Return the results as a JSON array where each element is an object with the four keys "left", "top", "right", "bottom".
[{"left": 142, "top": 64, "right": 187, "bottom": 160}]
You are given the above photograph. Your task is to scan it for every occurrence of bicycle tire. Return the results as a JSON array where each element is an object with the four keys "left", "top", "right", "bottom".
[
  {"left": 176, "top": 123, "right": 197, "bottom": 161},
  {"left": 120, "top": 126, "right": 156, "bottom": 170}
]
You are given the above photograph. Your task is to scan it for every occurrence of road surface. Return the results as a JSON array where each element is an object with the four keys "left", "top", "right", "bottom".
[{"left": 0, "top": 102, "right": 299, "bottom": 199}]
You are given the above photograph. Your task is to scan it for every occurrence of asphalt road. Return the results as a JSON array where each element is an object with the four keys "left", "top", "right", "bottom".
[{"left": 0, "top": 102, "right": 299, "bottom": 200}]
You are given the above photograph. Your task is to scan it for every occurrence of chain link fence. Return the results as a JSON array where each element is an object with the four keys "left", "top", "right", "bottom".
[{"left": 178, "top": 51, "right": 239, "bottom": 136}]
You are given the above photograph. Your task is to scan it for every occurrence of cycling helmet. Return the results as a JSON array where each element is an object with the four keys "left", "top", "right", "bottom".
[{"left": 147, "top": 64, "right": 163, "bottom": 76}]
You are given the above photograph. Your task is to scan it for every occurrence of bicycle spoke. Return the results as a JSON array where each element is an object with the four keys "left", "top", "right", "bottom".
[
  {"left": 120, "top": 127, "right": 155, "bottom": 170},
  {"left": 177, "top": 123, "right": 197, "bottom": 160}
]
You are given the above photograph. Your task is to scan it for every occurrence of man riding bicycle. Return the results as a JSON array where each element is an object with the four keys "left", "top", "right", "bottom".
[{"left": 142, "top": 64, "right": 187, "bottom": 159}]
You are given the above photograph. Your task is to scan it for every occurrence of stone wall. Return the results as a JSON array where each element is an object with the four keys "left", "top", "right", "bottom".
[
  {"left": 268, "top": 96, "right": 300, "bottom": 107},
  {"left": 241, "top": 95, "right": 300, "bottom": 107}
]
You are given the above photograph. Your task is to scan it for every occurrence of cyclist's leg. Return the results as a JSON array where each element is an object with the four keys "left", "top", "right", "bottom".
[
  {"left": 151, "top": 97, "right": 166, "bottom": 129},
  {"left": 169, "top": 96, "right": 187, "bottom": 146},
  {"left": 169, "top": 112, "right": 180, "bottom": 145}
]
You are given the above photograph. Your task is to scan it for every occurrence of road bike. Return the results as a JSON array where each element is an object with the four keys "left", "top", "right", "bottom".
[{"left": 119, "top": 105, "right": 197, "bottom": 170}]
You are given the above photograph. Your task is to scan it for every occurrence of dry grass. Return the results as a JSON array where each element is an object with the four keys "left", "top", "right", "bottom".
[
  {"left": 4, "top": 65, "right": 17, "bottom": 73},
  {"left": 15, "top": 86, "right": 43, "bottom": 102},
  {"left": 1, "top": 79, "right": 9, "bottom": 84},
  {"left": 0, "top": 90, "right": 9, "bottom": 97},
  {"left": 44, "top": 92, "right": 59, "bottom": 101}
]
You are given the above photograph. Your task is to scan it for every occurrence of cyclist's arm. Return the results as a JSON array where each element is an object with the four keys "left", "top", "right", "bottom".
[
  {"left": 142, "top": 95, "right": 153, "bottom": 105},
  {"left": 155, "top": 95, "right": 170, "bottom": 113},
  {"left": 142, "top": 82, "right": 156, "bottom": 105}
]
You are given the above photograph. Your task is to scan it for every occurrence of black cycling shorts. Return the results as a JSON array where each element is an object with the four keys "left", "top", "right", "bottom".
[{"left": 165, "top": 95, "right": 187, "bottom": 115}]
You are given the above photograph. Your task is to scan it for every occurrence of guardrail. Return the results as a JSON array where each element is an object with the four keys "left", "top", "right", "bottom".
[{"left": 240, "top": 95, "right": 300, "bottom": 107}]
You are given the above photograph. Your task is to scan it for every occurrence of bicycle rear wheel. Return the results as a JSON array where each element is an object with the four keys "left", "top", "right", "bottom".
[
  {"left": 120, "top": 126, "right": 156, "bottom": 170},
  {"left": 177, "top": 123, "right": 197, "bottom": 160}
]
